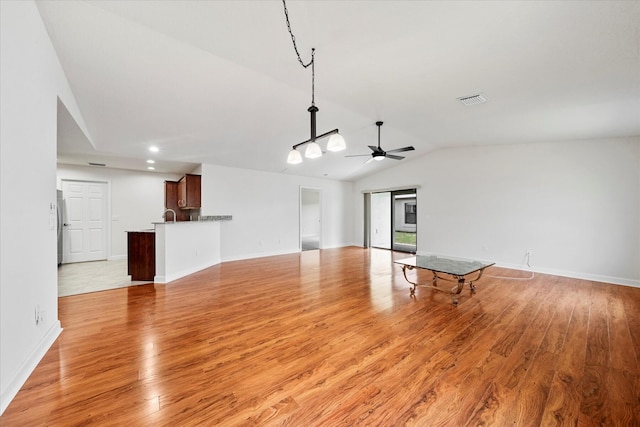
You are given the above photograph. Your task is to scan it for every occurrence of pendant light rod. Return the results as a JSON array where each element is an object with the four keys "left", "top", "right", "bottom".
[
  {"left": 282, "top": 0, "right": 346, "bottom": 163},
  {"left": 291, "top": 128, "right": 340, "bottom": 150}
]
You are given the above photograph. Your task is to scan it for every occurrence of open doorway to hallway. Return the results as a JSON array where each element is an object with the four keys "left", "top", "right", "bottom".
[{"left": 300, "top": 187, "right": 321, "bottom": 251}]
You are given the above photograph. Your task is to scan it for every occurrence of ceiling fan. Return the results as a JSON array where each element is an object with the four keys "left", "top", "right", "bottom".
[{"left": 346, "top": 121, "right": 415, "bottom": 163}]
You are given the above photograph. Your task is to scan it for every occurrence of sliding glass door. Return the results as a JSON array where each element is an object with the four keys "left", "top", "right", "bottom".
[
  {"left": 367, "top": 189, "right": 417, "bottom": 253},
  {"left": 391, "top": 189, "right": 417, "bottom": 253}
]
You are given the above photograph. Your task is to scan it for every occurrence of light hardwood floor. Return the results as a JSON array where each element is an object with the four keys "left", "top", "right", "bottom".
[{"left": 3, "top": 247, "right": 639, "bottom": 426}]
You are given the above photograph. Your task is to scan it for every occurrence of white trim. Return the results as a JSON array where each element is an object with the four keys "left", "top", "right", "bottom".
[
  {"left": 361, "top": 185, "right": 422, "bottom": 194},
  {"left": 60, "top": 178, "right": 111, "bottom": 262},
  {"left": 414, "top": 250, "right": 639, "bottom": 288},
  {"left": 221, "top": 243, "right": 355, "bottom": 263},
  {"left": 503, "top": 264, "right": 640, "bottom": 288},
  {"left": 0, "top": 321, "right": 62, "bottom": 415},
  {"left": 154, "top": 258, "right": 221, "bottom": 284}
]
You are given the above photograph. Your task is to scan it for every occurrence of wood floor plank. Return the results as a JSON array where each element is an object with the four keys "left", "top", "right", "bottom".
[
  {"left": 585, "top": 282, "right": 612, "bottom": 368},
  {"left": 539, "top": 280, "right": 592, "bottom": 426},
  {"left": 1, "top": 247, "right": 639, "bottom": 426},
  {"left": 607, "top": 284, "right": 640, "bottom": 374}
]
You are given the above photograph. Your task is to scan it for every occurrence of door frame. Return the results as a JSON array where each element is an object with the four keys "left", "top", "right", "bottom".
[
  {"left": 363, "top": 185, "right": 420, "bottom": 253},
  {"left": 299, "top": 186, "right": 322, "bottom": 251},
  {"left": 391, "top": 189, "right": 417, "bottom": 253},
  {"left": 60, "top": 179, "right": 111, "bottom": 263}
]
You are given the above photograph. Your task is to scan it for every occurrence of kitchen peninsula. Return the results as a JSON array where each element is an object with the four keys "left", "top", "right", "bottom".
[
  {"left": 153, "top": 216, "right": 231, "bottom": 284},
  {"left": 127, "top": 173, "right": 231, "bottom": 284}
]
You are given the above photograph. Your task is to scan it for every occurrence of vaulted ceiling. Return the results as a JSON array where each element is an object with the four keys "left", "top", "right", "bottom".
[{"left": 40, "top": 1, "right": 640, "bottom": 180}]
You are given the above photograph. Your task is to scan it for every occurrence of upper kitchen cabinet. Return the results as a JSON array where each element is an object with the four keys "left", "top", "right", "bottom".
[
  {"left": 164, "top": 181, "right": 190, "bottom": 221},
  {"left": 178, "top": 174, "right": 201, "bottom": 209}
]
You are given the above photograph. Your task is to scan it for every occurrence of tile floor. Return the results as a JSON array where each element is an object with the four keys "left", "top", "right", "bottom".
[{"left": 58, "top": 259, "right": 150, "bottom": 297}]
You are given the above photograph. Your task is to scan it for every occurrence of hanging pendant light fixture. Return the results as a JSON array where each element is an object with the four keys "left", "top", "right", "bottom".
[{"left": 283, "top": 1, "right": 346, "bottom": 164}]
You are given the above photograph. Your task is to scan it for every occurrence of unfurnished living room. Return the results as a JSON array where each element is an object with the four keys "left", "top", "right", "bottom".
[{"left": 1, "top": 1, "right": 639, "bottom": 425}]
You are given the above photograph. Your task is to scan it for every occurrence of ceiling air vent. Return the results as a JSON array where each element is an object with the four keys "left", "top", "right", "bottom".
[
  {"left": 457, "top": 93, "right": 487, "bottom": 106},
  {"left": 88, "top": 162, "right": 106, "bottom": 167}
]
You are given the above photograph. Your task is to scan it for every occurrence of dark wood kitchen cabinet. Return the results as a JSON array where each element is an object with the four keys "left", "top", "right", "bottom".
[
  {"left": 164, "top": 181, "right": 190, "bottom": 221},
  {"left": 177, "top": 174, "right": 201, "bottom": 209},
  {"left": 127, "top": 231, "right": 155, "bottom": 281}
]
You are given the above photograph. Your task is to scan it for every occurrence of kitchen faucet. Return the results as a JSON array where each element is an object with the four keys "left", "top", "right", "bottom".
[{"left": 163, "top": 208, "right": 176, "bottom": 223}]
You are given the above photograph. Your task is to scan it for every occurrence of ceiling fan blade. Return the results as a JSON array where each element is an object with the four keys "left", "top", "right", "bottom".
[
  {"left": 345, "top": 154, "right": 372, "bottom": 158},
  {"left": 365, "top": 157, "right": 376, "bottom": 164},
  {"left": 386, "top": 146, "right": 415, "bottom": 153},
  {"left": 386, "top": 154, "right": 405, "bottom": 160},
  {"left": 368, "top": 145, "right": 379, "bottom": 152}
]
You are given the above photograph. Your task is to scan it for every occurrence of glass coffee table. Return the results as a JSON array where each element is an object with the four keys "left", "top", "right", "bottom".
[{"left": 395, "top": 255, "right": 495, "bottom": 305}]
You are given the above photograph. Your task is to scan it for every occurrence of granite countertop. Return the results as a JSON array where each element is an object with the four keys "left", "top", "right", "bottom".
[
  {"left": 151, "top": 215, "right": 232, "bottom": 225},
  {"left": 199, "top": 215, "right": 232, "bottom": 221}
]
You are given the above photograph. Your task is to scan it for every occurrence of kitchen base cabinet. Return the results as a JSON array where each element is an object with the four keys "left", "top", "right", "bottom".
[{"left": 127, "top": 231, "right": 155, "bottom": 281}]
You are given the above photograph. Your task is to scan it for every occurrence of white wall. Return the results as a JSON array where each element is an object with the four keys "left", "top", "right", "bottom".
[
  {"left": 354, "top": 137, "right": 640, "bottom": 286},
  {"left": 200, "top": 164, "right": 354, "bottom": 261},
  {"left": 0, "top": 0, "right": 86, "bottom": 414},
  {"left": 57, "top": 164, "right": 183, "bottom": 259}
]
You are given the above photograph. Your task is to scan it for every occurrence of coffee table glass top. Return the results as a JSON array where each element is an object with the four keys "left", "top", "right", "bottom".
[{"left": 395, "top": 255, "right": 495, "bottom": 276}]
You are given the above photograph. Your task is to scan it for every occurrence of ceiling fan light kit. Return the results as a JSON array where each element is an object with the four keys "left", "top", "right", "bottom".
[
  {"left": 346, "top": 121, "right": 415, "bottom": 163},
  {"left": 282, "top": 0, "right": 346, "bottom": 165}
]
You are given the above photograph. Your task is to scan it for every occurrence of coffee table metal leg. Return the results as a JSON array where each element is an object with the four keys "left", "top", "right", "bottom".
[{"left": 402, "top": 265, "right": 417, "bottom": 296}]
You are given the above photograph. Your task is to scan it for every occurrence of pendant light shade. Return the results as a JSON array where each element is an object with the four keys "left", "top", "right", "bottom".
[
  {"left": 287, "top": 148, "right": 303, "bottom": 164},
  {"left": 326, "top": 133, "right": 346, "bottom": 152},
  {"left": 304, "top": 141, "right": 322, "bottom": 158}
]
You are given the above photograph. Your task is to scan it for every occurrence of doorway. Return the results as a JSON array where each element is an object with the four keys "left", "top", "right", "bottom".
[
  {"left": 367, "top": 189, "right": 417, "bottom": 253},
  {"left": 61, "top": 179, "right": 108, "bottom": 263},
  {"left": 300, "top": 187, "right": 321, "bottom": 251}
]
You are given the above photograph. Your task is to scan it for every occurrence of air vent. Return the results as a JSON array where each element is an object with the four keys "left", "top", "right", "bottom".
[
  {"left": 88, "top": 162, "right": 106, "bottom": 167},
  {"left": 457, "top": 93, "right": 487, "bottom": 106}
]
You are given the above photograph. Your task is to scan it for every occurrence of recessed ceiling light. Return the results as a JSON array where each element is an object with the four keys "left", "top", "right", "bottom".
[
  {"left": 147, "top": 166, "right": 155, "bottom": 170},
  {"left": 146, "top": 159, "right": 155, "bottom": 164},
  {"left": 149, "top": 146, "right": 159, "bottom": 153}
]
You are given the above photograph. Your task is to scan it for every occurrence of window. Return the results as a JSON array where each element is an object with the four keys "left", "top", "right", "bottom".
[{"left": 405, "top": 203, "right": 416, "bottom": 224}]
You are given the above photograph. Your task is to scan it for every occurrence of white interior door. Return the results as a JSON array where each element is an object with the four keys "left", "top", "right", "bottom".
[{"left": 62, "top": 180, "right": 107, "bottom": 263}]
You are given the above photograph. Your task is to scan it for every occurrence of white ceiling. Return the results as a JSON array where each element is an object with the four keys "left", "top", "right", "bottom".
[{"left": 40, "top": 1, "right": 640, "bottom": 180}]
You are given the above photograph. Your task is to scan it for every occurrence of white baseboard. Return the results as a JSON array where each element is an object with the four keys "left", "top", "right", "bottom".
[
  {"left": 413, "top": 251, "right": 639, "bottom": 288},
  {"left": 1, "top": 321, "right": 62, "bottom": 415},
  {"left": 221, "top": 244, "right": 356, "bottom": 263},
  {"left": 154, "top": 257, "right": 221, "bottom": 284},
  {"left": 108, "top": 254, "right": 127, "bottom": 261},
  {"left": 222, "top": 248, "right": 300, "bottom": 263},
  {"left": 504, "top": 264, "right": 640, "bottom": 288}
]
